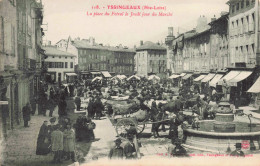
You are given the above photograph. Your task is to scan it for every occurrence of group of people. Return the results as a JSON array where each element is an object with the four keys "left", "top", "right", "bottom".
[{"left": 36, "top": 117, "right": 77, "bottom": 164}]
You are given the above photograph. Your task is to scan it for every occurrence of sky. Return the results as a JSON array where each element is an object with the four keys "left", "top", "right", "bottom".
[{"left": 42, "top": 0, "right": 229, "bottom": 48}]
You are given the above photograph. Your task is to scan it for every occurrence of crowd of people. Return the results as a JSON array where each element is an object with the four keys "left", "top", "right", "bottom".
[{"left": 28, "top": 75, "right": 246, "bottom": 164}]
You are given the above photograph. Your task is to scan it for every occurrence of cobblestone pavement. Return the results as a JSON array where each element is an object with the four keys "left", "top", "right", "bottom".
[
  {"left": 1, "top": 107, "right": 61, "bottom": 166},
  {"left": 0, "top": 99, "right": 91, "bottom": 166}
]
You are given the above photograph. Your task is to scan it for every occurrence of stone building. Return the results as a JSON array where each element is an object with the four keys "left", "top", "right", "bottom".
[
  {"left": 0, "top": 0, "right": 44, "bottom": 137},
  {"left": 43, "top": 46, "right": 76, "bottom": 82},
  {"left": 209, "top": 12, "right": 229, "bottom": 71},
  {"left": 136, "top": 41, "right": 167, "bottom": 78},
  {"left": 227, "top": 0, "right": 258, "bottom": 67},
  {"left": 64, "top": 37, "right": 135, "bottom": 76}
]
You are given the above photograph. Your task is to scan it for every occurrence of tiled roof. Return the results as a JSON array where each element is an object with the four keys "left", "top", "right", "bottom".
[
  {"left": 136, "top": 41, "right": 167, "bottom": 51},
  {"left": 72, "top": 40, "right": 135, "bottom": 53},
  {"left": 43, "top": 46, "right": 76, "bottom": 57}
]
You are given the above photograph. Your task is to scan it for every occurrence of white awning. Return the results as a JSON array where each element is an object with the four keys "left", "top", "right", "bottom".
[
  {"left": 169, "top": 74, "right": 180, "bottom": 79},
  {"left": 182, "top": 74, "right": 192, "bottom": 80},
  {"left": 127, "top": 75, "right": 141, "bottom": 81},
  {"left": 101, "top": 71, "right": 112, "bottom": 78},
  {"left": 66, "top": 73, "right": 77, "bottom": 76},
  {"left": 148, "top": 75, "right": 160, "bottom": 80},
  {"left": 247, "top": 76, "right": 260, "bottom": 93},
  {"left": 201, "top": 73, "right": 215, "bottom": 83},
  {"left": 218, "top": 71, "right": 241, "bottom": 85},
  {"left": 228, "top": 71, "right": 252, "bottom": 86},
  {"left": 91, "top": 71, "right": 101, "bottom": 75},
  {"left": 92, "top": 76, "right": 102, "bottom": 82},
  {"left": 209, "top": 74, "right": 223, "bottom": 87},
  {"left": 180, "top": 73, "right": 186, "bottom": 77},
  {"left": 194, "top": 75, "right": 206, "bottom": 82}
]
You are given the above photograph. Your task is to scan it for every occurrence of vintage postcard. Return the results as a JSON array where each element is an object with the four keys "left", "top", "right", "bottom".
[{"left": 1, "top": 0, "right": 260, "bottom": 166}]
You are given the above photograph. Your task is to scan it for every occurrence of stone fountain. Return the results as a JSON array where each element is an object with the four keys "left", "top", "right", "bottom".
[{"left": 183, "top": 100, "right": 260, "bottom": 153}]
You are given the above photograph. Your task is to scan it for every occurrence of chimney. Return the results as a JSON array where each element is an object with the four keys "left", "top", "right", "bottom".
[
  {"left": 140, "top": 41, "right": 143, "bottom": 46},
  {"left": 168, "top": 27, "right": 174, "bottom": 36},
  {"left": 47, "top": 41, "right": 51, "bottom": 46},
  {"left": 89, "top": 37, "right": 95, "bottom": 46}
]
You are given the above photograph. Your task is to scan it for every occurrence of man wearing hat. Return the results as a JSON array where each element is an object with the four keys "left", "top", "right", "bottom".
[
  {"left": 230, "top": 143, "right": 245, "bottom": 157},
  {"left": 108, "top": 138, "right": 124, "bottom": 159},
  {"left": 124, "top": 135, "right": 137, "bottom": 159}
]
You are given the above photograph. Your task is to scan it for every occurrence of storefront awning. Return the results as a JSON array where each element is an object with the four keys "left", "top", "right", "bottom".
[
  {"left": 247, "top": 76, "right": 260, "bottom": 93},
  {"left": 209, "top": 74, "right": 223, "bottom": 87},
  {"left": 169, "top": 74, "right": 180, "bottom": 79},
  {"left": 228, "top": 71, "right": 252, "bottom": 86},
  {"left": 101, "top": 71, "right": 112, "bottom": 78},
  {"left": 194, "top": 75, "right": 206, "bottom": 82},
  {"left": 182, "top": 74, "right": 192, "bottom": 80},
  {"left": 180, "top": 73, "right": 186, "bottom": 77},
  {"left": 218, "top": 70, "right": 241, "bottom": 85},
  {"left": 201, "top": 73, "right": 215, "bottom": 83},
  {"left": 91, "top": 71, "right": 101, "bottom": 75},
  {"left": 66, "top": 73, "right": 77, "bottom": 76}
]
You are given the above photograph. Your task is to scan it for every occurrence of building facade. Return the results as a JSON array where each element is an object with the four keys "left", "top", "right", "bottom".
[
  {"left": 209, "top": 13, "right": 229, "bottom": 70},
  {"left": 0, "top": 0, "right": 44, "bottom": 138},
  {"left": 227, "top": 0, "right": 258, "bottom": 68},
  {"left": 136, "top": 41, "right": 167, "bottom": 78},
  {"left": 65, "top": 37, "right": 135, "bottom": 76},
  {"left": 43, "top": 46, "right": 75, "bottom": 82}
]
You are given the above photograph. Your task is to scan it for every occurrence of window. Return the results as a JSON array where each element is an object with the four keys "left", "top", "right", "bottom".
[
  {"left": 252, "top": 44, "right": 255, "bottom": 54},
  {"left": 241, "top": 0, "right": 244, "bottom": 8},
  {"left": 236, "top": 3, "right": 239, "bottom": 11},
  {"left": 52, "top": 56, "right": 54, "bottom": 58},
  {"left": 71, "top": 57, "right": 73, "bottom": 59},
  {"left": 232, "top": 5, "right": 235, "bottom": 13},
  {"left": 70, "top": 62, "right": 73, "bottom": 68},
  {"left": 59, "top": 56, "right": 61, "bottom": 59},
  {"left": 65, "top": 57, "right": 67, "bottom": 59},
  {"left": 246, "top": 0, "right": 250, "bottom": 6},
  {"left": 65, "top": 62, "right": 68, "bottom": 68}
]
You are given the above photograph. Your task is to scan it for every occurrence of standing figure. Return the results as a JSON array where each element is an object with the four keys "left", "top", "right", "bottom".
[
  {"left": 51, "top": 124, "right": 64, "bottom": 163},
  {"left": 58, "top": 96, "right": 67, "bottom": 117},
  {"left": 63, "top": 124, "right": 76, "bottom": 162},
  {"left": 87, "top": 96, "right": 94, "bottom": 118},
  {"left": 48, "top": 98, "right": 56, "bottom": 117},
  {"left": 93, "top": 97, "right": 104, "bottom": 120},
  {"left": 36, "top": 121, "right": 50, "bottom": 155},
  {"left": 22, "top": 103, "right": 31, "bottom": 127},
  {"left": 74, "top": 95, "right": 81, "bottom": 111}
]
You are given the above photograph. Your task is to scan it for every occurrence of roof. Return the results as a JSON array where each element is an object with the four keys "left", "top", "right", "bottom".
[
  {"left": 55, "top": 39, "right": 67, "bottom": 44},
  {"left": 136, "top": 41, "right": 167, "bottom": 51},
  {"left": 72, "top": 40, "right": 135, "bottom": 53},
  {"left": 43, "top": 46, "right": 76, "bottom": 57},
  {"left": 184, "top": 26, "right": 211, "bottom": 40},
  {"left": 209, "top": 13, "right": 229, "bottom": 25}
]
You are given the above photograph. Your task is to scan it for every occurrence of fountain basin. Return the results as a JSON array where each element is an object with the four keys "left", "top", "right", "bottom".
[
  {"left": 213, "top": 122, "right": 236, "bottom": 132},
  {"left": 183, "top": 120, "right": 260, "bottom": 153},
  {"left": 215, "top": 113, "right": 234, "bottom": 122}
]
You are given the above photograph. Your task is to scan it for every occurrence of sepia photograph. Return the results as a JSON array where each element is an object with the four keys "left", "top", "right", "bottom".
[{"left": 0, "top": 0, "right": 260, "bottom": 165}]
